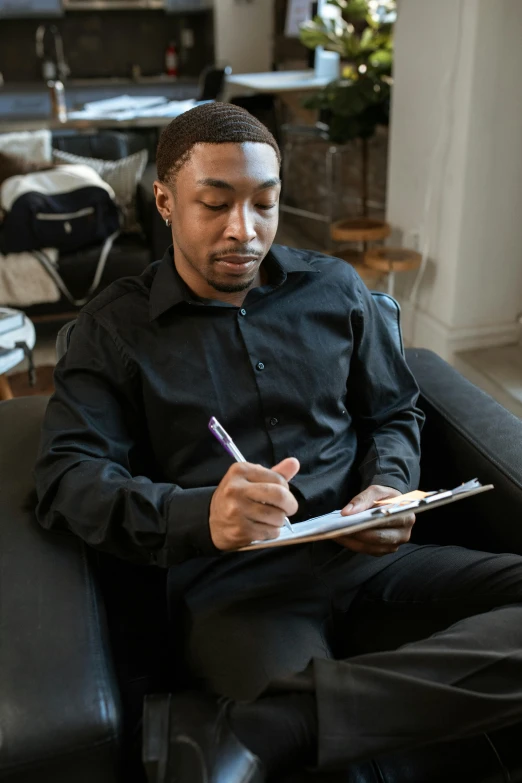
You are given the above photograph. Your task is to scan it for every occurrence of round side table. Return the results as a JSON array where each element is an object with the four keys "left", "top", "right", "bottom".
[{"left": 0, "top": 309, "right": 36, "bottom": 401}]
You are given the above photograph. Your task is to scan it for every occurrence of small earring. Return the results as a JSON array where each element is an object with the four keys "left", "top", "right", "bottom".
[{"left": 165, "top": 218, "right": 171, "bottom": 227}]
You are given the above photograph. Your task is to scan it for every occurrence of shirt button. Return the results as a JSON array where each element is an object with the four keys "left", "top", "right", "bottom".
[
  {"left": 256, "top": 362, "right": 265, "bottom": 371},
  {"left": 269, "top": 417, "right": 278, "bottom": 426},
  {"left": 239, "top": 308, "right": 247, "bottom": 316}
]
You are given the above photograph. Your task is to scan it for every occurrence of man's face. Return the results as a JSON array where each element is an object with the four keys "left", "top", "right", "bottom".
[{"left": 155, "top": 142, "right": 280, "bottom": 299}]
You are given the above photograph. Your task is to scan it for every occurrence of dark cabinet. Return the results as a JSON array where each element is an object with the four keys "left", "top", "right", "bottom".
[{"left": 165, "top": 0, "right": 211, "bottom": 11}]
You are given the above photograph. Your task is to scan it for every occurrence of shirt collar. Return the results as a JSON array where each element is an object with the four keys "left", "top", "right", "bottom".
[
  {"left": 269, "top": 244, "right": 319, "bottom": 275},
  {"left": 149, "top": 244, "right": 317, "bottom": 321}
]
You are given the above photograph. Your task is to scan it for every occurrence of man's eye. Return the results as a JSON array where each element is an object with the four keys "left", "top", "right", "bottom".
[
  {"left": 257, "top": 204, "right": 276, "bottom": 211},
  {"left": 202, "top": 203, "right": 226, "bottom": 211}
]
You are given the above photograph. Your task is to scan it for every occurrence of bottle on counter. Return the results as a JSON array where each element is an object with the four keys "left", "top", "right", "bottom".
[
  {"left": 42, "top": 59, "right": 57, "bottom": 81},
  {"left": 47, "top": 80, "right": 67, "bottom": 123},
  {"left": 165, "top": 42, "right": 179, "bottom": 78}
]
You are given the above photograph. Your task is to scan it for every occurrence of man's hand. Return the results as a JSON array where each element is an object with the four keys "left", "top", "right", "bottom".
[
  {"left": 209, "top": 457, "right": 300, "bottom": 551},
  {"left": 335, "top": 484, "right": 415, "bottom": 556}
]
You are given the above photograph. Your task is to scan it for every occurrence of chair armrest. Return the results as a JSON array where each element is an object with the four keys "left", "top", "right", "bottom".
[
  {"left": 406, "top": 348, "right": 522, "bottom": 553},
  {"left": 0, "top": 397, "right": 121, "bottom": 783}
]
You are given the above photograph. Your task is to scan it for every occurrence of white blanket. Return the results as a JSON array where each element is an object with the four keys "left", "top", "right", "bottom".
[{"left": 0, "top": 249, "right": 60, "bottom": 307}]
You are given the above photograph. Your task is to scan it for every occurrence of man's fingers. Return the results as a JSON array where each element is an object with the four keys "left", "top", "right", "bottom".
[
  {"left": 342, "top": 489, "right": 383, "bottom": 515},
  {"left": 246, "top": 482, "right": 298, "bottom": 518},
  {"left": 229, "top": 461, "right": 293, "bottom": 489},
  {"left": 360, "top": 513, "right": 416, "bottom": 530},
  {"left": 342, "top": 492, "right": 371, "bottom": 515},
  {"left": 248, "top": 521, "right": 282, "bottom": 542},
  {"left": 272, "top": 457, "right": 300, "bottom": 483},
  {"left": 341, "top": 484, "right": 403, "bottom": 516},
  {"left": 242, "top": 500, "right": 287, "bottom": 528}
]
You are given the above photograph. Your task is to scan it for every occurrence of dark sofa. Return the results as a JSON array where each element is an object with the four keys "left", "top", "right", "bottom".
[
  {"left": 1, "top": 294, "right": 522, "bottom": 782},
  {"left": 20, "top": 130, "right": 171, "bottom": 320}
]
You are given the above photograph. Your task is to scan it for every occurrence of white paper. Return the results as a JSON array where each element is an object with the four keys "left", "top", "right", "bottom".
[
  {"left": 67, "top": 99, "right": 197, "bottom": 123},
  {"left": 245, "top": 479, "right": 488, "bottom": 549},
  {"left": 285, "top": 0, "right": 313, "bottom": 37},
  {"left": 82, "top": 95, "right": 167, "bottom": 114}
]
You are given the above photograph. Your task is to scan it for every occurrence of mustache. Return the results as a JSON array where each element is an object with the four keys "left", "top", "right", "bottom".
[{"left": 210, "top": 247, "right": 262, "bottom": 261}]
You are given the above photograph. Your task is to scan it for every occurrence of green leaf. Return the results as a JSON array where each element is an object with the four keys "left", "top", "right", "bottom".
[
  {"left": 360, "top": 26, "right": 377, "bottom": 51},
  {"left": 369, "top": 48, "right": 393, "bottom": 70},
  {"left": 299, "top": 15, "right": 354, "bottom": 56},
  {"left": 342, "top": 0, "right": 370, "bottom": 21}
]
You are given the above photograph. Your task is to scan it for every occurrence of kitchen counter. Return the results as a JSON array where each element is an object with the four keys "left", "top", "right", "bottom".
[
  {"left": 0, "top": 78, "right": 200, "bottom": 133},
  {"left": 0, "top": 76, "right": 197, "bottom": 92},
  {"left": 0, "top": 114, "right": 190, "bottom": 132}
]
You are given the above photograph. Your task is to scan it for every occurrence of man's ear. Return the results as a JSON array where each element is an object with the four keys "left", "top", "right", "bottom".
[{"left": 154, "top": 180, "right": 174, "bottom": 224}]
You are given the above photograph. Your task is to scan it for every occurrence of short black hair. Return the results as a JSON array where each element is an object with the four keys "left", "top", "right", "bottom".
[{"left": 156, "top": 102, "right": 281, "bottom": 184}]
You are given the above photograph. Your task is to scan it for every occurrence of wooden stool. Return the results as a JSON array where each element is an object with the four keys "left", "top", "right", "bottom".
[
  {"left": 364, "top": 247, "right": 422, "bottom": 296},
  {"left": 331, "top": 217, "right": 391, "bottom": 243}
]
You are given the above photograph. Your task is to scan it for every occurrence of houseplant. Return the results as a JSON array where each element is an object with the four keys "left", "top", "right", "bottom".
[{"left": 299, "top": 0, "right": 396, "bottom": 216}]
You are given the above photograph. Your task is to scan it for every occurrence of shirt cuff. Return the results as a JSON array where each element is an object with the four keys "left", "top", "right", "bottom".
[
  {"left": 366, "top": 474, "right": 414, "bottom": 495},
  {"left": 157, "top": 486, "right": 220, "bottom": 566}
]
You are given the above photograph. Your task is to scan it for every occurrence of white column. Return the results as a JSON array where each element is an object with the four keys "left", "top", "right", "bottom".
[
  {"left": 214, "top": 0, "right": 274, "bottom": 75},
  {"left": 386, "top": 0, "right": 522, "bottom": 361}
]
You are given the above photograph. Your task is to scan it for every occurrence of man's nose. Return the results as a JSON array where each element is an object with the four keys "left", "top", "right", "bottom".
[{"left": 225, "top": 204, "right": 256, "bottom": 243}]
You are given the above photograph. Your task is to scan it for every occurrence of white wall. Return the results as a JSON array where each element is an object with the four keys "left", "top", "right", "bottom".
[
  {"left": 386, "top": 0, "right": 522, "bottom": 359},
  {"left": 214, "top": 0, "right": 274, "bottom": 74},
  {"left": 454, "top": 1, "right": 522, "bottom": 331}
]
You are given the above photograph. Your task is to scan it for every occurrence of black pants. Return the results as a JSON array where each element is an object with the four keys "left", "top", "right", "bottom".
[{"left": 169, "top": 541, "right": 522, "bottom": 768}]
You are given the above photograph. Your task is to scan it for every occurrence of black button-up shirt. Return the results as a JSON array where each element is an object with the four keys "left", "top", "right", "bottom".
[{"left": 35, "top": 245, "right": 424, "bottom": 566}]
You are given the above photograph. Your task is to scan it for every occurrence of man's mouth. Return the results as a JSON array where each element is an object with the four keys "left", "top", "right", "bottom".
[{"left": 215, "top": 256, "right": 258, "bottom": 273}]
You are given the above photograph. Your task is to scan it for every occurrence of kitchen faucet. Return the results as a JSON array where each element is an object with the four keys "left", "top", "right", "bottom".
[{"left": 36, "top": 24, "right": 70, "bottom": 82}]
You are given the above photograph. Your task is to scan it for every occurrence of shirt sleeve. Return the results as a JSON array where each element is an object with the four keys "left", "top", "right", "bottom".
[
  {"left": 346, "top": 280, "right": 425, "bottom": 495},
  {"left": 34, "top": 312, "right": 220, "bottom": 566}
]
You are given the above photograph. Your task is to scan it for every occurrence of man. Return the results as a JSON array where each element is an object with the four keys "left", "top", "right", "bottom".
[{"left": 35, "top": 103, "right": 522, "bottom": 783}]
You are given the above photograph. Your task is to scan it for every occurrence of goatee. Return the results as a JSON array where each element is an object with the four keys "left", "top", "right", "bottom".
[{"left": 207, "top": 276, "right": 257, "bottom": 294}]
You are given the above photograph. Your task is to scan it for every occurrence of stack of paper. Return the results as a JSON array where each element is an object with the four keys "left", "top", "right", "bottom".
[
  {"left": 67, "top": 96, "right": 198, "bottom": 122},
  {"left": 241, "top": 479, "right": 493, "bottom": 550}
]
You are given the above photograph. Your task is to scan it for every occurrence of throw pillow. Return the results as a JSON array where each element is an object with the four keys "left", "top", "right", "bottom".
[
  {"left": 52, "top": 148, "right": 148, "bottom": 230},
  {"left": 0, "top": 129, "right": 52, "bottom": 164}
]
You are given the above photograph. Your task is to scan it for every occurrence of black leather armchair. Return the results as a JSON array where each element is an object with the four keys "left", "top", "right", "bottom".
[{"left": 2, "top": 294, "right": 522, "bottom": 783}]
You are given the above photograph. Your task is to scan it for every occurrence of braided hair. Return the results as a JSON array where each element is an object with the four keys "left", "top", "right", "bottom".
[{"left": 156, "top": 102, "right": 281, "bottom": 184}]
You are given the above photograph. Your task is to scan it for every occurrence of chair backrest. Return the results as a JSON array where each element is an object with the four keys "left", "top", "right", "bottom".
[
  {"left": 371, "top": 292, "right": 404, "bottom": 355},
  {"left": 197, "top": 65, "right": 232, "bottom": 101},
  {"left": 55, "top": 292, "right": 403, "bottom": 361},
  {"left": 56, "top": 320, "right": 76, "bottom": 362}
]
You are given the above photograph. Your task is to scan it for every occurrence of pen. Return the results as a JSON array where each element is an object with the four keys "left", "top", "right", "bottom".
[{"left": 208, "top": 416, "right": 293, "bottom": 532}]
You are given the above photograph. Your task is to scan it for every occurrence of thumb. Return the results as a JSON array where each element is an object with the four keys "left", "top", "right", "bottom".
[
  {"left": 271, "top": 457, "right": 300, "bottom": 483},
  {"left": 342, "top": 484, "right": 399, "bottom": 516},
  {"left": 341, "top": 487, "right": 376, "bottom": 516}
]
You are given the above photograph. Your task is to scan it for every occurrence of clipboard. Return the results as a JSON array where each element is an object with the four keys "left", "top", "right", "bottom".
[{"left": 240, "top": 479, "right": 494, "bottom": 551}]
